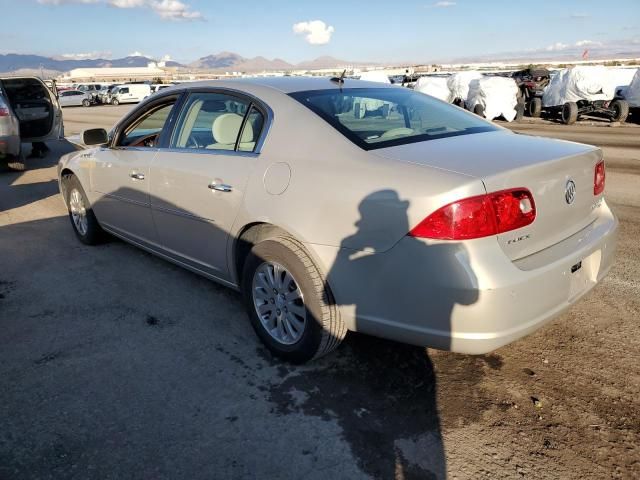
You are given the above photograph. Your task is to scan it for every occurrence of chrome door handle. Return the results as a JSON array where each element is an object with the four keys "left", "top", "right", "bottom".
[
  {"left": 129, "top": 172, "right": 145, "bottom": 180},
  {"left": 209, "top": 183, "right": 232, "bottom": 192}
]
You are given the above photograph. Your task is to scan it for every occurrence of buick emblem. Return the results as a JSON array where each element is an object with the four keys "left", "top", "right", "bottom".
[{"left": 565, "top": 180, "right": 576, "bottom": 205}]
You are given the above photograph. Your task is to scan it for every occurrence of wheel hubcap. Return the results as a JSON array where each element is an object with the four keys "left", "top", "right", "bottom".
[
  {"left": 69, "top": 188, "right": 88, "bottom": 236},
  {"left": 252, "top": 261, "right": 306, "bottom": 345}
]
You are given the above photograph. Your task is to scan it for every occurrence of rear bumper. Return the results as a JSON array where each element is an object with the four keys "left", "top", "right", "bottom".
[{"left": 315, "top": 201, "right": 618, "bottom": 354}]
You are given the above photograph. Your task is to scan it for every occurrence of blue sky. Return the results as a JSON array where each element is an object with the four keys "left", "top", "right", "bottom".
[{"left": 2, "top": 0, "right": 639, "bottom": 63}]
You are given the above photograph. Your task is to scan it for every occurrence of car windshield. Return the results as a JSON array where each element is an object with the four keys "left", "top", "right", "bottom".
[{"left": 289, "top": 87, "right": 498, "bottom": 150}]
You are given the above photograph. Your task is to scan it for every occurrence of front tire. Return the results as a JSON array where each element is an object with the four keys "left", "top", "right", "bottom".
[
  {"left": 528, "top": 97, "right": 542, "bottom": 117},
  {"left": 111, "top": 98, "right": 119, "bottom": 106},
  {"left": 241, "top": 236, "right": 346, "bottom": 363},
  {"left": 64, "top": 175, "right": 104, "bottom": 245},
  {"left": 82, "top": 99, "right": 91, "bottom": 107},
  {"left": 473, "top": 103, "right": 485, "bottom": 117}
]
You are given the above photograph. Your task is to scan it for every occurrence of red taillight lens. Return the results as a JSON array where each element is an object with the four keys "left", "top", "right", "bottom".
[
  {"left": 0, "top": 107, "right": 9, "bottom": 117},
  {"left": 409, "top": 188, "right": 536, "bottom": 240},
  {"left": 594, "top": 160, "right": 605, "bottom": 195}
]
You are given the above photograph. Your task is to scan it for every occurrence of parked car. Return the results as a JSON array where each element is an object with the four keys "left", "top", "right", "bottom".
[
  {"left": 151, "top": 84, "right": 171, "bottom": 94},
  {"left": 109, "top": 84, "right": 151, "bottom": 105},
  {"left": 511, "top": 67, "right": 550, "bottom": 117},
  {"left": 1, "top": 76, "right": 63, "bottom": 169},
  {"left": 58, "top": 77, "right": 617, "bottom": 363},
  {"left": 58, "top": 89, "right": 93, "bottom": 107},
  {"left": 95, "top": 84, "right": 118, "bottom": 104}
]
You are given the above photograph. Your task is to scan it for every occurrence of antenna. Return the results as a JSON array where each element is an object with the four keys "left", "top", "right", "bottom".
[
  {"left": 330, "top": 69, "right": 347, "bottom": 85},
  {"left": 329, "top": 69, "right": 347, "bottom": 91}
]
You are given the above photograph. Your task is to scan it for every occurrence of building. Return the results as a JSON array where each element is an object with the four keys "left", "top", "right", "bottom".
[{"left": 59, "top": 63, "right": 172, "bottom": 83}]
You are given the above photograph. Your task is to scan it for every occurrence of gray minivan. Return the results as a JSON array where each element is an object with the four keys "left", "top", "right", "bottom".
[{"left": 0, "top": 77, "right": 63, "bottom": 169}]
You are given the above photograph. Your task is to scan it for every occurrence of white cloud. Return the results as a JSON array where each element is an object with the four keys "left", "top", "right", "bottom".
[
  {"left": 575, "top": 39, "right": 602, "bottom": 47},
  {"left": 39, "top": 0, "right": 203, "bottom": 21},
  {"left": 545, "top": 42, "right": 569, "bottom": 52},
  {"left": 149, "top": 0, "right": 202, "bottom": 20},
  {"left": 433, "top": 1, "right": 456, "bottom": 7},
  {"left": 108, "top": 0, "right": 145, "bottom": 6},
  {"left": 128, "top": 51, "right": 148, "bottom": 57},
  {"left": 293, "top": 20, "right": 335, "bottom": 45},
  {"left": 60, "top": 51, "right": 111, "bottom": 59}
]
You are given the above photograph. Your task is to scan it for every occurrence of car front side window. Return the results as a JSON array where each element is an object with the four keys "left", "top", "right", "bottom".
[{"left": 117, "top": 101, "right": 176, "bottom": 148}]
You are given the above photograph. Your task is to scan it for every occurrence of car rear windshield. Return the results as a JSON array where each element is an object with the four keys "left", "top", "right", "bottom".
[{"left": 289, "top": 87, "right": 498, "bottom": 150}]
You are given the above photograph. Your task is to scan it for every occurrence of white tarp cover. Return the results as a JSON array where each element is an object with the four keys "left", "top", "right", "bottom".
[
  {"left": 542, "top": 66, "right": 627, "bottom": 107},
  {"left": 607, "top": 68, "right": 637, "bottom": 92},
  {"left": 447, "top": 71, "right": 483, "bottom": 102},
  {"left": 414, "top": 76, "right": 451, "bottom": 102},
  {"left": 358, "top": 71, "right": 391, "bottom": 84},
  {"left": 623, "top": 68, "right": 640, "bottom": 107},
  {"left": 466, "top": 77, "right": 520, "bottom": 122}
]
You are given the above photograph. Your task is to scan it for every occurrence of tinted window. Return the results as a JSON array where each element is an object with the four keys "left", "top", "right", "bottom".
[
  {"left": 289, "top": 87, "right": 497, "bottom": 150},
  {"left": 171, "top": 92, "right": 252, "bottom": 151},
  {"left": 118, "top": 102, "right": 175, "bottom": 147},
  {"left": 120, "top": 88, "right": 129, "bottom": 94}
]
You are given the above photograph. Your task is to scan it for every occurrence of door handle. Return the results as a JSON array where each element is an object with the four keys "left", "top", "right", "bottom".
[
  {"left": 208, "top": 183, "right": 232, "bottom": 192},
  {"left": 129, "top": 172, "right": 145, "bottom": 180}
]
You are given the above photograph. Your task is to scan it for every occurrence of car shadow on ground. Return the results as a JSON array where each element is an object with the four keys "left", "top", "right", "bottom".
[{"left": 1, "top": 183, "right": 484, "bottom": 479}]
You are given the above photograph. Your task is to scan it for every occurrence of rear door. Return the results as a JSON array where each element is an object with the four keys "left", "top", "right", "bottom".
[{"left": 149, "top": 90, "right": 266, "bottom": 279}]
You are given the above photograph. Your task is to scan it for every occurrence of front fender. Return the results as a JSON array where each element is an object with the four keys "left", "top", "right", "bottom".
[{"left": 57, "top": 148, "right": 97, "bottom": 208}]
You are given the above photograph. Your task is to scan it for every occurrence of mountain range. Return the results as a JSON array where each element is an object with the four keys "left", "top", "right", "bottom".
[{"left": 0, "top": 52, "right": 363, "bottom": 74}]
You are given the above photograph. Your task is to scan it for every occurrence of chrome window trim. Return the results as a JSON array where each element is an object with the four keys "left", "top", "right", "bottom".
[{"left": 157, "top": 147, "right": 259, "bottom": 158}]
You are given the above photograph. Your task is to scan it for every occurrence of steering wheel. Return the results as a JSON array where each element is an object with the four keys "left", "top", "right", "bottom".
[{"left": 130, "top": 133, "right": 158, "bottom": 148}]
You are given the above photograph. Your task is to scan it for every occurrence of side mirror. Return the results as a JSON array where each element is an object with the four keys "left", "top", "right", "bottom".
[{"left": 82, "top": 128, "right": 109, "bottom": 146}]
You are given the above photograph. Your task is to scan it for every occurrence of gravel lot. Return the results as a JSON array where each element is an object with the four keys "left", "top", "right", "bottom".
[{"left": 1, "top": 105, "right": 639, "bottom": 479}]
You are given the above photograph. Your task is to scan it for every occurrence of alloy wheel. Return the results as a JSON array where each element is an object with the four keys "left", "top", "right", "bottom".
[
  {"left": 69, "top": 188, "right": 88, "bottom": 236},
  {"left": 252, "top": 261, "right": 306, "bottom": 345}
]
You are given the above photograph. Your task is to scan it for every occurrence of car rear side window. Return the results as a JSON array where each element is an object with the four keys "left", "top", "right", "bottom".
[
  {"left": 171, "top": 92, "right": 264, "bottom": 152},
  {"left": 289, "top": 87, "right": 497, "bottom": 150}
]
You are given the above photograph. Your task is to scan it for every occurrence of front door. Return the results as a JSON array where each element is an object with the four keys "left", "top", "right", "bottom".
[
  {"left": 150, "top": 91, "right": 265, "bottom": 279},
  {"left": 91, "top": 98, "right": 179, "bottom": 246}
]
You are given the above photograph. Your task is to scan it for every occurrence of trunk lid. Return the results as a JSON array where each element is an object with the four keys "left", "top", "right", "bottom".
[{"left": 374, "top": 130, "right": 602, "bottom": 260}]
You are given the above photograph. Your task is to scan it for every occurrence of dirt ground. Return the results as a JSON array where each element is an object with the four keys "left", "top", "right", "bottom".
[{"left": 0, "top": 105, "right": 638, "bottom": 479}]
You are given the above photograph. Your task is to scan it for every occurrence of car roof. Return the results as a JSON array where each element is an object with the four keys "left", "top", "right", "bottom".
[{"left": 172, "top": 76, "right": 395, "bottom": 94}]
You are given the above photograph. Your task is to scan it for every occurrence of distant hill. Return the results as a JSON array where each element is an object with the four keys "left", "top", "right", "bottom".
[
  {"left": 0, "top": 53, "right": 185, "bottom": 74},
  {"left": 0, "top": 52, "right": 367, "bottom": 75}
]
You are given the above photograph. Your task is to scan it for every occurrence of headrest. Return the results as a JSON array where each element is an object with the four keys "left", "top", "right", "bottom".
[
  {"left": 212, "top": 113, "right": 253, "bottom": 145},
  {"left": 200, "top": 100, "right": 226, "bottom": 113}
]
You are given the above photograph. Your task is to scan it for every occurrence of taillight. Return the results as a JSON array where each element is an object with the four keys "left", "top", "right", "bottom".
[
  {"left": 594, "top": 160, "right": 605, "bottom": 195},
  {"left": 0, "top": 106, "right": 8, "bottom": 117},
  {"left": 409, "top": 188, "right": 536, "bottom": 240}
]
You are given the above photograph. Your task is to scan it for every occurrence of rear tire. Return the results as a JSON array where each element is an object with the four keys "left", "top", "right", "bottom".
[
  {"left": 241, "top": 236, "right": 346, "bottom": 363},
  {"left": 528, "top": 97, "right": 542, "bottom": 117},
  {"left": 610, "top": 99, "right": 629, "bottom": 123},
  {"left": 63, "top": 175, "right": 104, "bottom": 245},
  {"left": 561, "top": 102, "right": 578, "bottom": 125},
  {"left": 82, "top": 99, "right": 91, "bottom": 107}
]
